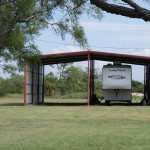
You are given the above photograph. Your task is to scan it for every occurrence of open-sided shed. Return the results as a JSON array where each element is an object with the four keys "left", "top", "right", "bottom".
[{"left": 24, "top": 51, "right": 150, "bottom": 106}]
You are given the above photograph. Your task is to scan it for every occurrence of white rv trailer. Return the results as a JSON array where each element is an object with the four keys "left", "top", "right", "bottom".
[{"left": 102, "top": 63, "right": 132, "bottom": 105}]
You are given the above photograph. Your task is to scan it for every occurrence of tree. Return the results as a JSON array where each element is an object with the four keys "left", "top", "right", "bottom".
[
  {"left": 45, "top": 64, "right": 88, "bottom": 96},
  {"left": 51, "top": 63, "right": 73, "bottom": 95},
  {"left": 90, "top": 0, "right": 150, "bottom": 22},
  {"left": 94, "top": 68, "right": 102, "bottom": 94},
  {"left": 9, "top": 74, "right": 24, "bottom": 93},
  {"left": 132, "top": 80, "right": 144, "bottom": 93},
  {"left": 0, "top": 0, "right": 102, "bottom": 73},
  {"left": 0, "top": 77, "right": 6, "bottom": 96},
  {"left": 62, "top": 66, "right": 85, "bottom": 93},
  {"left": 45, "top": 64, "right": 103, "bottom": 97},
  {"left": 44, "top": 72, "right": 58, "bottom": 95},
  {"left": 0, "top": 74, "right": 24, "bottom": 96}
]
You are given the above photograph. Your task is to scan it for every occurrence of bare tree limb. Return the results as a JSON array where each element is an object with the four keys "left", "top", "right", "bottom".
[
  {"left": 121, "top": 0, "right": 150, "bottom": 20},
  {"left": 121, "top": 0, "right": 145, "bottom": 10},
  {"left": 90, "top": 0, "right": 150, "bottom": 22}
]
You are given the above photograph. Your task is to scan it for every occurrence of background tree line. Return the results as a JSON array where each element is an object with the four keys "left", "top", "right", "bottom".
[
  {"left": 0, "top": 63, "right": 144, "bottom": 98},
  {"left": 44, "top": 64, "right": 103, "bottom": 98},
  {"left": 0, "top": 74, "right": 24, "bottom": 96}
]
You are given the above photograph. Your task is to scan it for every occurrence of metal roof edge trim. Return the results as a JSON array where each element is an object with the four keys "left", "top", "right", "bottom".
[
  {"left": 40, "top": 51, "right": 89, "bottom": 58},
  {"left": 40, "top": 50, "right": 150, "bottom": 60}
]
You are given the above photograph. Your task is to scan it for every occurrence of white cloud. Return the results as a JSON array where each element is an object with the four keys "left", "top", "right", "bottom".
[
  {"left": 131, "top": 48, "right": 150, "bottom": 57},
  {"left": 50, "top": 45, "right": 86, "bottom": 54},
  {"left": 81, "top": 22, "right": 150, "bottom": 31},
  {"left": 50, "top": 44, "right": 150, "bottom": 58},
  {"left": 104, "top": 35, "right": 150, "bottom": 42}
]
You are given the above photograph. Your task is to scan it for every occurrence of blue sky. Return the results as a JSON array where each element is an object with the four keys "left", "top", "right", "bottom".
[
  {"left": 34, "top": 8, "right": 150, "bottom": 82},
  {"left": 1, "top": 2, "right": 150, "bottom": 82}
]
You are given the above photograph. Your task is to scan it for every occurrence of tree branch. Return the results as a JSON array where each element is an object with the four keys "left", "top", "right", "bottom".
[
  {"left": 0, "top": 0, "right": 14, "bottom": 6},
  {"left": 73, "top": 0, "right": 87, "bottom": 10},
  {"left": 121, "top": 0, "right": 141, "bottom": 9},
  {"left": 0, "top": 9, "right": 20, "bottom": 37},
  {"left": 17, "top": 0, "right": 62, "bottom": 23},
  {"left": 121, "top": 0, "right": 150, "bottom": 21},
  {"left": 0, "top": 0, "right": 46, "bottom": 37},
  {"left": 0, "top": 9, "right": 11, "bottom": 22},
  {"left": 17, "top": 0, "right": 48, "bottom": 23},
  {"left": 0, "top": 0, "right": 62, "bottom": 37},
  {"left": 90, "top": 0, "right": 150, "bottom": 22},
  {"left": 0, "top": 0, "right": 28, "bottom": 37}
]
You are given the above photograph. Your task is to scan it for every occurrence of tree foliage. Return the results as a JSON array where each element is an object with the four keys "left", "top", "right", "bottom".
[
  {"left": 90, "top": 0, "right": 150, "bottom": 22},
  {"left": 0, "top": 65, "right": 144, "bottom": 98},
  {"left": 132, "top": 80, "right": 144, "bottom": 93},
  {"left": 44, "top": 64, "right": 144, "bottom": 98},
  {"left": 0, "top": 0, "right": 102, "bottom": 72},
  {"left": 44, "top": 72, "right": 58, "bottom": 94},
  {"left": 45, "top": 64, "right": 103, "bottom": 97},
  {"left": 0, "top": 74, "right": 24, "bottom": 96},
  {"left": 61, "top": 66, "right": 85, "bottom": 93},
  {"left": 1, "top": 0, "right": 150, "bottom": 74}
]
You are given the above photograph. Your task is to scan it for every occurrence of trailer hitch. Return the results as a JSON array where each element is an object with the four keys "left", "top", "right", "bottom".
[{"left": 114, "top": 89, "right": 120, "bottom": 97}]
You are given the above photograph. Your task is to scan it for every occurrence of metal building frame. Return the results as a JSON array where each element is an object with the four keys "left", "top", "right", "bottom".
[{"left": 24, "top": 51, "right": 150, "bottom": 106}]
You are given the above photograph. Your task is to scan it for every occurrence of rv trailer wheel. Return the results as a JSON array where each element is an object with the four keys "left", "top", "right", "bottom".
[
  {"left": 127, "top": 101, "right": 131, "bottom": 106},
  {"left": 142, "top": 100, "right": 147, "bottom": 106},
  {"left": 105, "top": 100, "right": 110, "bottom": 106},
  {"left": 148, "top": 100, "right": 150, "bottom": 105}
]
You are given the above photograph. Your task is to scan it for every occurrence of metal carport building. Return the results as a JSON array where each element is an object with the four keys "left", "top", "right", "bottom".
[{"left": 24, "top": 50, "right": 150, "bottom": 106}]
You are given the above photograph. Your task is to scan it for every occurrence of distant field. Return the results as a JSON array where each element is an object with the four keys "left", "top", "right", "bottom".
[{"left": 0, "top": 94, "right": 150, "bottom": 150}]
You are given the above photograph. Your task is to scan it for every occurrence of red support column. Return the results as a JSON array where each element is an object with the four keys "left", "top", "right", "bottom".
[
  {"left": 24, "top": 62, "right": 27, "bottom": 106},
  {"left": 32, "top": 68, "right": 33, "bottom": 104},
  {"left": 88, "top": 53, "right": 90, "bottom": 106},
  {"left": 38, "top": 65, "right": 39, "bottom": 104},
  {"left": 42, "top": 65, "right": 44, "bottom": 104},
  {"left": 90, "top": 60, "right": 92, "bottom": 105}
]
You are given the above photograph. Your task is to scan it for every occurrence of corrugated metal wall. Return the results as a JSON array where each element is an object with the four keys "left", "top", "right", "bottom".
[{"left": 25, "top": 64, "right": 44, "bottom": 105}]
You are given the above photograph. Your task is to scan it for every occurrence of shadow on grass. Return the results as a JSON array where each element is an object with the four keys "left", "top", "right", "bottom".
[
  {"left": 0, "top": 102, "right": 143, "bottom": 107},
  {"left": 0, "top": 103, "right": 24, "bottom": 106},
  {"left": 44, "top": 102, "right": 143, "bottom": 106},
  {"left": 44, "top": 102, "right": 87, "bottom": 106},
  {"left": 100, "top": 102, "right": 142, "bottom": 106},
  {"left": 0, "top": 102, "right": 87, "bottom": 107}
]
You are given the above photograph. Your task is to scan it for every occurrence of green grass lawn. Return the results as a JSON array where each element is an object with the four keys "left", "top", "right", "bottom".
[{"left": 0, "top": 94, "right": 150, "bottom": 150}]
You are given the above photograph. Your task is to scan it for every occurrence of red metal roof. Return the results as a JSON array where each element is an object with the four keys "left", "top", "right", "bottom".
[{"left": 41, "top": 51, "right": 150, "bottom": 65}]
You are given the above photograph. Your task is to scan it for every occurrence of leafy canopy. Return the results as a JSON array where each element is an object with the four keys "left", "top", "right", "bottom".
[{"left": 0, "top": 0, "right": 102, "bottom": 73}]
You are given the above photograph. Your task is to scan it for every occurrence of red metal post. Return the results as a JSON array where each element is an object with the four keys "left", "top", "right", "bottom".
[
  {"left": 38, "top": 65, "right": 39, "bottom": 104},
  {"left": 90, "top": 60, "right": 92, "bottom": 105},
  {"left": 88, "top": 53, "right": 90, "bottom": 106},
  {"left": 24, "top": 62, "right": 27, "bottom": 106},
  {"left": 32, "top": 68, "right": 33, "bottom": 104},
  {"left": 42, "top": 65, "right": 44, "bottom": 104}
]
